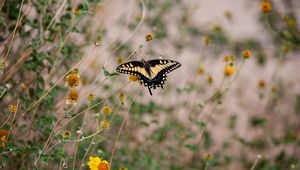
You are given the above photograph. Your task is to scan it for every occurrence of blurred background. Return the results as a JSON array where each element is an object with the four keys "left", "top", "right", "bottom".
[{"left": 0, "top": 0, "right": 300, "bottom": 169}]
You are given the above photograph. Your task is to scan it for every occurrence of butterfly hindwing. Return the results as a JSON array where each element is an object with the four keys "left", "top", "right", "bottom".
[{"left": 137, "top": 72, "right": 167, "bottom": 89}]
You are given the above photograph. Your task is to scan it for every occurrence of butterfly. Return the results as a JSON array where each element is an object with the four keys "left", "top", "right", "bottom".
[{"left": 116, "top": 59, "right": 181, "bottom": 95}]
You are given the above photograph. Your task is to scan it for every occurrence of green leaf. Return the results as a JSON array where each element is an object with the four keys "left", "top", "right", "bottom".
[
  {"left": 184, "top": 144, "right": 197, "bottom": 152},
  {"left": 25, "top": 144, "right": 40, "bottom": 153},
  {"left": 140, "top": 121, "right": 150, "bottom": 127},
  {"left": 250, "top": 116, "right": 266, "bottom": 127},
  {"left": 31, "top": 39, "right": 40, "bottom": 51},
  {"left": 203, "top": 132, "right": 212, "bottom": 149},
  {"left": 0, "top": 17, "right": 4, "bottom": 26},
  {"left": 71, "top": 27, "right": 80, "bottom": 33},
  {"left": 82, "top": 3, "right": 89, "bottom": 11},
  {"left": 1, "top": 154, "right": 8, "bottom": 166},
  {"left": 102, "top": 67, "right": 119, "bottom": 77},
  {"left": 198, "top": 120, "right": 206, "bottom": 129},
  {"left": 56, "top": 134, "right": 64, "bottom": 141},
  {"left": 52, "top": 150, "right": 66, "bottom": 159},
  {"left": 19, "top": 95, "right": 32, "bottom": 108},
  {"left": 228, "top": 115, "right": 237, "bottom": 129},
  {"left": 29, "top": 88, "right": 35, "bottom": 98},
  {"left": 40, "top": 154, "right": 50, "bottom": 164}
]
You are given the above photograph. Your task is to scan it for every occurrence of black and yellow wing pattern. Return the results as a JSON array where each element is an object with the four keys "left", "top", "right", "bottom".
[{"left": 116, "top": 59, "right": 181, "bottom": 95}]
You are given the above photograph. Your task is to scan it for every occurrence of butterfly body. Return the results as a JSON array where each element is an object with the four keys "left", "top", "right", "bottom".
[{"left": 116, "top": 59, "right": 181, "bottom": 95}]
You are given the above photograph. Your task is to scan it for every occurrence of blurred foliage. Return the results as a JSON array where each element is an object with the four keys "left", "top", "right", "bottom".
[{"left": 0, "top": 0, "right": 300, "bottom": 170}]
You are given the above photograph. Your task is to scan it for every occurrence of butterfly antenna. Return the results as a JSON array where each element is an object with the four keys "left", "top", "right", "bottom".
[
  {"left": 148, "top": 86, "right": 153, "bottom": 95},
  {"left": 134, "top": 52, "right": 142, "bottom": 59},
  {"left": 136, "top": 49, "right": 149, "bottom": 60},
  {"left": 142, "top": 49, "right": 149, "bottom": 60}
]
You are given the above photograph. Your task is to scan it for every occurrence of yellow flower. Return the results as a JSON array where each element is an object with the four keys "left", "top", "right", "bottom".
[
  {"left": 73, "top": 8, "right": 81, "bottom": 14},
  {"left": 87, "top": 156, "right": 110, "bottom": 170},
  {"left": 288, "top": 131, "right": 298, "bottom": 141},
  {"left": 116, "top": 57, "right": 124, "bottom": 64},
  {"left": 203, "top": 152, "right": 213, "bottom": 161},
  {"left": 224, "top": 10, "right": 232, "bottom": 20},
  {"left": 207, "top": 75, "right": 213, "bottom": 84},
  {"left": 129, "top": 75, "right": 138, "bottom": 82},
  {"left": 73, "top": 68, "right": 80, "bottom": 74},
  {"left": 283, "top": 16, "right": 295, "bottom": 27},
  {"left": 63, "top": 131, "right": 71, "bottom": 138},
  {"left": 212, "top": 24, "right": 222, "bottom": 32},
  {"left": 89, "top": 60, "right": 98, "bottom": 70},
  {"left": 223, "top": 55, "right": 235, "bottom": 62},
  {"left": 88, "top": 93, "right": 95, "bottom": 102},
  {"left": 66, "top": 88, "right": 79, "bottom": 105},
  {"left": 98, "top": 160, "right": 110, "bottom": 170},
  {"left": 260, "top": 2, "right": 272, "bottom": 13},
  {"left": 119, "top": 168, "right": 128, "bottom": 170},
  {"left": 66, "top": 74, "right": 80, "bottom": 87},
  {"left": 0, "top": 129, "right": 7, "bottom": 137},
  {"left": 258, "top": 80, "right": 266, "bottom": 89},
  {"left": 283, "top": 31, "right": 292, "bottom": 39},
  {"left": 203, "top": 36, "right": 211, "bottom": 45},
  {"left": 0, "top": 136, "right": 6, "bottom": 148},
  {"left": 282, "top": 44, "right": 290, "bottom": 53},
  {"left": 271, "top": 85, "right": 278, "bottom": 93},
  {"left": 285, "top": 18, "right": 295, "bottom": 27},
  {"left": 197, "top": 64, "right": 205, "bottom": 75},
  {"left": 82, "top": 78, "right": 88, "bottom": 86},
  {"left": 87, "top": 156, "right": 101, "bottom": 170},
  {"left": 0, "top": 129, "right": 7, "bottom": 148},
  {"left": 0, "top": 60, "right": 7, "bottom": 70},
  {"left": 242, "top": 50, "right": 252, "bottom": 59},
  {"left": 135, "top": 15, "right": 142, "bottom": 22},
  {"left": 94, "top": 40, "right": 101, "bottom": 47},
  {"left": 101, "top": 120, "right": 110, "bottom": 129},
  {"left": 146, "top": 33, "right": 153, "bottom": 41},
  {"left": 224, "top": 65, "right": 235, "bottom": 76},
  {"left": 8, "top": 104, "right": 17, "bottom": 113},
  {"left": 101, "top": 106, "right": 112, "bottom": 114},
  {"left": 118, "top": 92, "right": 127, "bottom": 105}
]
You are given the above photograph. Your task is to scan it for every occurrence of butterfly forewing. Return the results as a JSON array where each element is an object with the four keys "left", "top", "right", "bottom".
[
  {"left": 148, "top": 59, "right": 181, "bottom": 77},
  {"left": 116, "top": 61, "right": 150, "bottom": 78}
]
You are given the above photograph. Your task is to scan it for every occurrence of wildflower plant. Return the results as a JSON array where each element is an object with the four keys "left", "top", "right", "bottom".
[{"left": 0, "top": 0, "right": 299, "bottom": 170}]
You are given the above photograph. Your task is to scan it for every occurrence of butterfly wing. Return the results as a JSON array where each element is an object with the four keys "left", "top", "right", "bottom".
[
  {"left": 116, "top": 59, "right": 181, "bottom": 95},
  {"left": 148, "top": 59, "right": 181, "bottom": 75},
  {"left": 116, "top": 61, "right": 149, "bottom": 78},
  {"left": 116, "top": 61, "right": 155, "bottom": 94},
  {"left": 146, "top": 59, "right": 181, "bottom": 88}
]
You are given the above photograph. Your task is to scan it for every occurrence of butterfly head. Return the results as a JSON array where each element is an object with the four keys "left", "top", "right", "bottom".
[{"left": 141, "top": 59, "right": 147, "bottom": 65}]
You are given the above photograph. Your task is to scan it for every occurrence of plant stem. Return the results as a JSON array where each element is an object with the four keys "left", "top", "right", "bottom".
[{"left": 109, "top": 88, "right": 141, "bottom": 167}]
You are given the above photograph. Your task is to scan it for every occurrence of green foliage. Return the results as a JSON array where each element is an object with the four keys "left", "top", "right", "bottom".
[
  {"left": 0, "top": 0, "right": 299, "bottom": 170},
  {"left": 103, "top": 67, "right": 119, "bottom": 78}
]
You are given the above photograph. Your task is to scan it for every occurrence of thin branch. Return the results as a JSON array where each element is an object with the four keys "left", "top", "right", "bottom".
[
  {"left": 2, "top": 0, "right": 25, "bottom": 61},
  {"left": 45, "top": 0, "right": 68, "bottom": 31},
  {"left": 109, "top": 88, "right": 141, "bottom": 167},
  {"left": 57, "top": 81, "right": 131, "bottom": 131}
]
